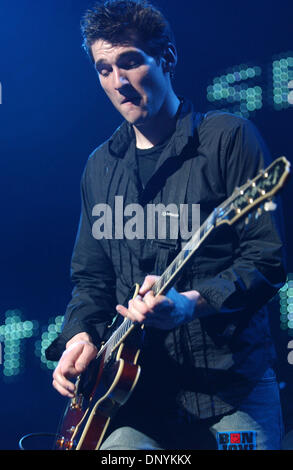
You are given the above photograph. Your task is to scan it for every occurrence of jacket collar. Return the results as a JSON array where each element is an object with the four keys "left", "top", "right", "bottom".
[{"left": 107, "top": 97, "right": 195, "bottom": 159}]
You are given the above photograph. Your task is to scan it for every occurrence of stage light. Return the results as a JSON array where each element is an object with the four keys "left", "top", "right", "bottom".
[
  {"left": 207, "top": 52, "right": 292, "bottom": 116},
  {"left": 34, "top": 315, "right": 64, "bottom": 370},
  {"left": 207, "top": 64, "right": 263, "bottom": 117},
  {"left": 278, "top": 275, "right": 293, "bottom": 333},
  {"left": 0, "top": 310, "right": 38, "bottom": 379},
  {"left": 272, "top": 54, "right": 293, "bottom": 110},
  {"left": 0, "top": 311, "right": 65, "bottom": 379}
]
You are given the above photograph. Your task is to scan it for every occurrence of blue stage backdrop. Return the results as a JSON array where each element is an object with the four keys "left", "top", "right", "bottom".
[{"left": 0, "top": 0, "right": 292, "bottom": 450}]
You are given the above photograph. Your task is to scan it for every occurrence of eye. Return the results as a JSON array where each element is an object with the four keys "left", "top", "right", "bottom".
[
  {"left": 118, "top": 60, "right": 137, "bottom": 71},
  {"left": 97, "top": 68, "right": 110, "bottom": 78},
  {"left": 95, "top": 62, "right": 112, "bottom": 77},
  {"left": 126, "top": 60, "right": 138, "bottom": 68},
  {"left": 99, "top": 70, "right": 110, "bottom": 77},
  {"left": 119, "top": 54, "right": 144, "bottom": 70}
]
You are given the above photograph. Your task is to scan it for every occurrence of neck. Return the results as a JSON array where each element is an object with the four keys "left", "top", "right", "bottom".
[{"left": 133, "top": 93, "right": 181, "bottom": 149}]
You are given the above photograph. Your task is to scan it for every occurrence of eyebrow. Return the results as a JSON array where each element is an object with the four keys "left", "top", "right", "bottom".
[{"left": 94, "top": 49, "right": 144, "bottom": 71}]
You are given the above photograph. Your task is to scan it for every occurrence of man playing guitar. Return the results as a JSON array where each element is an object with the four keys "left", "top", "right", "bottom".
[{"left": 46, "top": 0, "right": 286, "bottom": 450}]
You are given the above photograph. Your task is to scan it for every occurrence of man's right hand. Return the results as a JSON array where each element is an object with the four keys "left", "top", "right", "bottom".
[{"left": 52, "top": 332, "right": 98, "bottom": 398}]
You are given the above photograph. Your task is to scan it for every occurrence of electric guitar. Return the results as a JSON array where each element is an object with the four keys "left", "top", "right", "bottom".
[{"left": 54, "top": 155, "right": 290, "bottom": 450}]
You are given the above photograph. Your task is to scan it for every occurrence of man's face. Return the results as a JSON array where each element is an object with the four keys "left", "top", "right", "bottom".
[{"left": 91, "top": 39, "right": 169, "bottom": 127}]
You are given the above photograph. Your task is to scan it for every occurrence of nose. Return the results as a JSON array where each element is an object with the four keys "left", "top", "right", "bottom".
[{"left": 113, "top": 66, "right": 129, "bottom": 90}]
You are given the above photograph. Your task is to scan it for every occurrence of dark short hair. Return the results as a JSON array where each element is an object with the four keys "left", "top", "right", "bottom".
[{"left": 81, "top": 0, "right": 176, "bottom": 63}]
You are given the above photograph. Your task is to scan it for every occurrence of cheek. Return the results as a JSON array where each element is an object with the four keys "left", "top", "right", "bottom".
[
  {"left": 100, "top": 82, "right": 111, "bottom": 97},
  {"left": 132, "top": 65, "right": 160, "bottom": 90},
  {"left": 99, "top": 77, "right": 115, "bottom": 98},
  {"left": 140, "top": 70, "right": 166, "bottom": 98},
  {"left": 102, "top": 86, "right": 119, "bottom": 107}
]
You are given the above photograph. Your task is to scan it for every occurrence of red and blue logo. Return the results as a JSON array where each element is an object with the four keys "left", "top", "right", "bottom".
[{"left": 217, "top": 431, "right": 257, "bottom": 450}]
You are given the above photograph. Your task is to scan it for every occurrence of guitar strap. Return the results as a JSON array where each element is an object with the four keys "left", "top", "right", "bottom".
[{"left": 153, "top": 112, "right": 204, "bottom": 276}]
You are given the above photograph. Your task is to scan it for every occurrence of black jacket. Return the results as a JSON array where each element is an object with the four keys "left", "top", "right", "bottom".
[{"left": 46, "top": 99, "right": 285, "bottom": 437}]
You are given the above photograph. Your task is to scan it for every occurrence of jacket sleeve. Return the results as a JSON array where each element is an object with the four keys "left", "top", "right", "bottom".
[
  {"left": 193, "top": 116, "right": 287, "bottom": 316},
  {"left": 45, "top": 165, "right": 117, "bottom": 361}
]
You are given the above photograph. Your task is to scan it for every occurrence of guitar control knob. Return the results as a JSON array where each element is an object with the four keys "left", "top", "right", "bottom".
[
  {"left": 56, "top": 436, "right": 65, "bottom": 448},
  {"left": 64, "top": 439, "right": 75, "bottom": 450}
]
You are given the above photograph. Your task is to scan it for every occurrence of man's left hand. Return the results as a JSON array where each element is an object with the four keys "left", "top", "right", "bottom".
[{"left": 115, "top": 275, "right": 201, "bottom": 330}]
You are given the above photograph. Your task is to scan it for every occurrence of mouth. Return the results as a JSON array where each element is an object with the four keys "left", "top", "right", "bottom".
[{"left": 121, "top": 96, "right": 141, "bottom": 106}]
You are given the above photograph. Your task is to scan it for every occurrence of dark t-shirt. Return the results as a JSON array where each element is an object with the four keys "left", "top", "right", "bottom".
[{"left": 136, "top": 136, "right": 172, "bottom": 188}]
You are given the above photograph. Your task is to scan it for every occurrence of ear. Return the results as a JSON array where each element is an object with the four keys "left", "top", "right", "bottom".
[
  {"left": 161, "top": 43, "right": 177, "bottom": 76},
  {"left": 165, "top": 43, "right": 178, "bottom": 67}
]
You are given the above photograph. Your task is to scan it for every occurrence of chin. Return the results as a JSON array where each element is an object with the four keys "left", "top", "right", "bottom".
[
  {"left": 124, "top": 115, "right": 145, "bottom": 127},
  {"left": 119, "top": 105, "right": 149, "bottom": 126},
  {"left": 129, "top": 111, "right": 151, "bottom": 126},
  {"left": 129, "top": 116, "right": 145, "bottom": 126}
]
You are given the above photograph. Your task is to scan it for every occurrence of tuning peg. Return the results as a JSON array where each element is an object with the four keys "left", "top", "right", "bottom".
[{"left": 264, "top": 200, "right": 277, "bottom": 212}]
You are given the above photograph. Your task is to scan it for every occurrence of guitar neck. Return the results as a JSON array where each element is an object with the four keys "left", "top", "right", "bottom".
[{"left": 98, "top": 186, "right": 253, "bottom": 360}]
